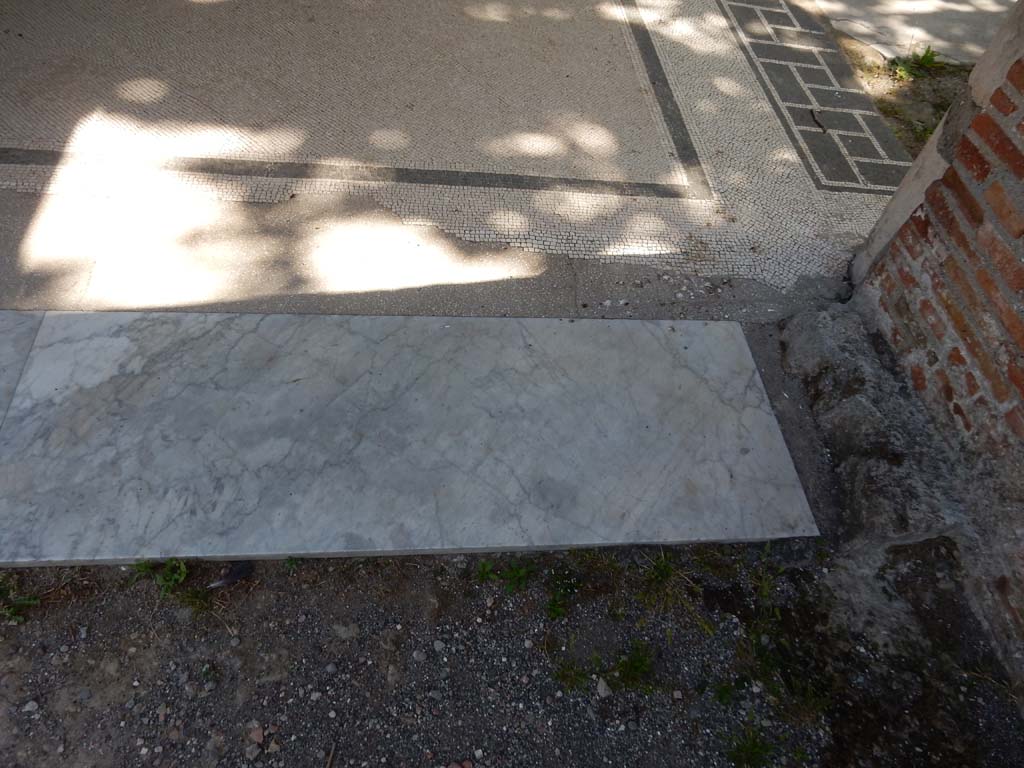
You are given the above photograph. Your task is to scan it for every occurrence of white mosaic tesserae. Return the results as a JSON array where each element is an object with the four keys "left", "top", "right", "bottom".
[{"left": 0, "top": 0, "right": 908, "bottom": 290}]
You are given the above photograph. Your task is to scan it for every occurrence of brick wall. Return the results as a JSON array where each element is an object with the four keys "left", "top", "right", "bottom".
[
  {"left": 853, "top": 5, "right": 1024, "bottom": 686},
  {"left": 862, "top": 57, "right": 1024, "bottom": 448}
]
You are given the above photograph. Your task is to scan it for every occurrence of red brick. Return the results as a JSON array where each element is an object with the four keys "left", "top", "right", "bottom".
[
  {"left": 1009, "top": 361, "right": 1024, "bottom": 400},
  {"left": 1007, "top": 406, "right": 1024, "bottom": 440},
  {"left": 925, "top": 263, "right": 1013, "bottom": 402},
  {"left": 918, "top": 297, "right": 946, "bottom": 340},
  {"left": 941, "top": 166, "right": 986, "bottom": 226},
  {"left": 934, "top": 369, "right": 955, "bottom": 402},
  {"left": 911, "top": 364, "right": 927, "bottom": 391},
  {"left": 948, "top": 347, "right": 968, "bottom": 366},
  {"left": 890, "top": 294, "right": 921, "bottom": 337},
  {"left": 909, "top": 207, "right": 932, "bottom": 241},
  {"left": 965, "top": 371, "right": 981, "bottom": 397},
  {"left": 942, "top": 255, "right": 1023, "bottom": 365},
  {"left": 1008, "top": 60, "right": 1024, "bottom": 95},
  {"left": 926, "top": 186, "right": 981, "bottom": 264},
  {"left": 972, "top": 113, "right": 1024, "bottom": 179},
  {"left": 992, "top": 87, "right": 1017, "bottom": 116},
  {"left": 955, "top": 136, "right": 992, "bottom": 183},
  {"left": 978, "top": 223, "right": 1024, "bottom": 292},
  {"left": 898, "top": 222, "right": 926, "bottom": 261},
  {"left": 897, "top": 263, "right": 918, "bottom": 289},
  {"left": 974, "top": 267, "right": 1024, "bottom": 351},
  {"left": 951, "top": 402, "right": 973, "bottom": 432},
  {"left": 876, "top": 266, "right": 898, "bottom": 297},
  {"left": 983, "top": 181, "right": 1024, "bottom": 238}
]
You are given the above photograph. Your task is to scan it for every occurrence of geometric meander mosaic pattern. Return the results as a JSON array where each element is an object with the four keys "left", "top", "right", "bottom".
[{"left": 719, "top": 0, "right": 913, "bottom": 193}]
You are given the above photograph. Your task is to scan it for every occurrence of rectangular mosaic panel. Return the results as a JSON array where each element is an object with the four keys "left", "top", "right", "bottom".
[{"left": 719, "top": 0, "right": 913, "bottom": 194}]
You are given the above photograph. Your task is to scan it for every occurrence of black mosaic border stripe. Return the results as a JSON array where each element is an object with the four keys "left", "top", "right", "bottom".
[
  {"left": 717, "top": 0, "right": 913, "bottom": 195},
  {"left": 621, "top": 0, "right": 713, "bottom": 199},
  {"left": 0, "top": 147, "right": 703, "bottom": 200}
]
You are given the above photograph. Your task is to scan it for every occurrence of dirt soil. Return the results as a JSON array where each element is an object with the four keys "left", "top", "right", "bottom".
[
  {"left": 838, "top": 34, "right": 973, "bottom": 158},
  {"left": 2, "top": 542, "right": 1022, "bottom": 768}
]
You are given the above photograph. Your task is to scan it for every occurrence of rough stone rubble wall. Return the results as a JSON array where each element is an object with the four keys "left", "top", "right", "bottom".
[{"left": 852, "top": 0, "right": 1024, "bottom": 685}]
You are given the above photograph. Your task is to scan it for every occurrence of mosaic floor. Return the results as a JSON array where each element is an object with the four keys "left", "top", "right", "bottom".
[
  {"left": 0, "top": 311, "right": 815, "bottom": 564},
  {"left": 0, "top": 0, "right": 910, "bottom": 293}
]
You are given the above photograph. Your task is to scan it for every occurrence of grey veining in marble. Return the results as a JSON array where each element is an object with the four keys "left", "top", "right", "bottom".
[
  {"left": 0, "top": 311, "right": 43, "bottom": 428},
  {"left": 0, "top": 312, "right": 816, "bottom": 564}
]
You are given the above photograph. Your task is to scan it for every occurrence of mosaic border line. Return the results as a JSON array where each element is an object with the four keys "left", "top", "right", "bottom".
[
  {"left": 717, "top": 0, "right": 913, "bottom": 195},
  {"left": 0, "top": 148, "right": 701, "bottom": 200},
  {"left": 621, "top": 0, "right": 713, "bottom": 198},
  {"left": 0, "top": 9, "right": 716, "bottom": 202}
]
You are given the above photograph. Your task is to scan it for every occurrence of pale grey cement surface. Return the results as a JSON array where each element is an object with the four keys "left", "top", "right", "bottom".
[
  {"left": 816, "top": 0, "right": 1014, "bottom": 61},
  {"left": 0, "top": 312, "right": 816, "bottom": 565}
]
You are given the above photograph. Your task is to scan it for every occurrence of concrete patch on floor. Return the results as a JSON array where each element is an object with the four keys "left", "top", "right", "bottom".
[{"left": 0, "top": 313, "right": 815, "bottom": 564}]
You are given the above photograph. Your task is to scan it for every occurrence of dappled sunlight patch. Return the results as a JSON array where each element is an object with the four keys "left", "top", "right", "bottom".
[
  {"left": 115, "top": 78, "right": 169, "bottom": 104},
  {"left": 20, "top": 172, "right": 233, "bottom": 308},
  {"left": 304, "top": 217, "right": 546, "bottom": 292},
  {"left": 463, "top": 1, "right": 515, "bottom": 22},
  {"left": 559, "top": 120, "right": 619, "bottom": 157},
  {"left": 464, "top": 2, "right": 574, "bottom": 21},
  {"left": 486, "top": 210, "right": 531, "bottom": 235},
  {"left": 484, "top": 132, "right": 568, "bottom": 158},
  {"left": 367, "top": 128, "right": 411, "bottom": 151},
  {"left": 600, "top": 212, "right": 679, "bottom": 255},
  {"left": 64, "top": 110, "right": 306, "bottom": 162},
  {"left": 658, "top": 14, "right": 735, "bottom": 54},
  {"left": 529, "top": 190, "right": 623, "bottom": 222},
  {"left": 540, "top": 7, "right": 573, "bottom": 20},
  {"left": 711, "top": 75, "right": 748, "bottom": 98},
  {"left": 595, "top": 1, "right": 661, "bottom": 26},
  {"left": 13, "top": 109, "right": 316, "bottom": 307}
]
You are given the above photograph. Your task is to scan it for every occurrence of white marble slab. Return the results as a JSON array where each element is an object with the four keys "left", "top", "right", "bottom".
[
  {"left": 0, "top": 311, "right": 43, "bottom": 424},
  {"left": 0, "top": 312, "right": 816, "bottom": 564}
]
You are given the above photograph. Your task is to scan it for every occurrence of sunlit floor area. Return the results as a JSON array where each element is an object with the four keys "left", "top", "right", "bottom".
[
  {"left": 818, "top": 0, "right": 1012, "bottom": 61},
  {"left": 0, "top": 0, "right": 912, "bottom": 308}
]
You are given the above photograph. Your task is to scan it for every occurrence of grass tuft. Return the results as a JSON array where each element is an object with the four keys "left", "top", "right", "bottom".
[{"left": 0, "top": 575, "right": 39, "bottom": 624}]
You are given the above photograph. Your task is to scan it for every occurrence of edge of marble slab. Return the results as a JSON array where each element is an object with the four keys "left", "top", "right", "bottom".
[
  {"left": 0, "top": 310, "right": 819, "bottom": 567},
  {"left": 0, "top": 532, "right": 821, "bottom": 568},
  {"left": 0, "top": 310, "right": 44, "bottom": 428}
]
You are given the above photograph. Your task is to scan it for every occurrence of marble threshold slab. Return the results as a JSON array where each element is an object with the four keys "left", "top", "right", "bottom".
[{"left": 0, "top": 311, "right": 817, "bottom": 565}]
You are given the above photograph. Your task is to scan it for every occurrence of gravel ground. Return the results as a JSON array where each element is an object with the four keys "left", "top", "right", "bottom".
[{"left": 3, "top": 538, "right": 1023, "bottom": 768}]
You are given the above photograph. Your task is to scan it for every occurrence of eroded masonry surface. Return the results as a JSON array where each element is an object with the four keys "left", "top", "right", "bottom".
[{"left": 0, "top": 0, "right": 909, "bottom": 298}]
